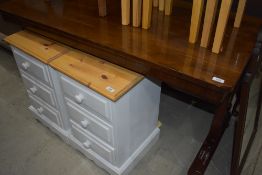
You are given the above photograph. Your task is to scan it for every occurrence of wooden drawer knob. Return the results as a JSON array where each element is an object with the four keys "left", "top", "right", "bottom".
[{"left": 22, "top": 62, "right": 30, "bottom": 70}]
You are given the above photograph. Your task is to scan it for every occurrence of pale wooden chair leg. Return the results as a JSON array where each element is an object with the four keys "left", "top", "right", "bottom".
[
  {"left": 159, "top": 0, "right": 165, "bottom": 11},
  {"left": 234, "top": 0, "right": 247, "bottom": 28},
  {"left": 153, "top": 0, "right": 159, "bottom": 7},
  {"left": 142, "top": 0, "right": 153, "bottom": 29},
  {"left": 121, "top": 0, "right": 130, "bottom": 25},
  {"left": 189, "top": 0, "right": 204, "bottom": 44},
  {"left": 200, "top": 0, "right": 218, "bottom": 48},
  {"left": 98, "top": 0, "right": 107, "bottom": 17},
  {"left": 212, "top": 0, "right": 233, "bottom": 53},
  {"left": 165, "top": 0, "right": 173, "bottom": 15},
  {"left": 133, "top": 0, "right": 142, "bottom": 27}
]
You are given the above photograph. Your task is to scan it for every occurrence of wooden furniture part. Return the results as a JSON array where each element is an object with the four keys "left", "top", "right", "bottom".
[
  {"left": 189, "top": 0, "right": 204, "bottom": 44},
  {"left": 5, "top": 31, "right": 70, "bottom": 141},
  {"left": 121, "top": 0, "right": 130, "bottom": 25},
  {"left": 1, "top": 1, "right": 261, "bottom": 174},
  {"left": 133, "top": 0, "right": 142, "bottom": 27},
  {"left": 200, "top": 0, "right": 219, "bottom": 48},
  {"left": 234, "top": 0, "right": 247, "bottom": 28},
  {"left": 159, "top": 0, "right": 165, "bottom": 11},
  {"left": 98, "top": 0, "right": 107, "bottom": 17},
  {"left": 190, "top": 33, "right": 262, "bottom": 175},
  {"left": 4, "top": 31, "right": 63, "bottom": 86},
  {"left": 50, "top": 68, "right": 160, "bottom": 175},
  {"left": 212, "top": 0, "right": 233, "bottom": 53},
  {"left": 142, "top": 0, "right": 153, "bottom": 29},
  {"left": 49, "top": 48, "right": 144, "bottom": 101},
  {"left": 2, "top": 0, "right": 256, "bottom": 98},
  {"left": 7, "top": 30, "right": 161, "bottom": 175},
  {"left": 189, "top": 93, "right": 232, "bottom": 175},
  {"left": 4, "top": 30, "right": 67, "bottom": 64},
  {"left": 231, "top": 45, "right": 262, "bottom": 175},
  {"left": 164, "top": 0, "right": 173, "bottom": 15},
  {"left": 153, "top": 0, "right": 159, "bottom": 7}
]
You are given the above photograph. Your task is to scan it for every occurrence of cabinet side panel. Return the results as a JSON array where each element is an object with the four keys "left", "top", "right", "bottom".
[{"left": 113, "top": 78, "right": 161, "bottom": 166}]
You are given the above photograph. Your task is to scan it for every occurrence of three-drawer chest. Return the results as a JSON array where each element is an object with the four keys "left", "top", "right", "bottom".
[{"left": 5, "top": 30, "right": 161, "bottom": 175}]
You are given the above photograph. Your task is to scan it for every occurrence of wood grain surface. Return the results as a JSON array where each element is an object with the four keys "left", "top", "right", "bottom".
[
  {"left": 212, "top": 0, "right": 233, "bottom": 53},
  {"left": 189, "top": 0, "right": 204, "bottom": 43},
  {"left": 50, "top": 48, "right": 143, "bottom": 101},
  {"left": 0, "top": 0, "right": 261, "bottom": 103},
  {"left": 200, "top": 0, "right": 218, "bottom": 48},
  {"left": 4, "top": 30, "right": 67, "bottom": 64}
]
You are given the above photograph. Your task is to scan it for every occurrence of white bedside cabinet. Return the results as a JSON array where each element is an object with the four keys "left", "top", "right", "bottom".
[
  {"left": 49, "top": 63, "right": 161, "bottom": 175},
  {"left": 6, "top": 30, "right": 161, "bottom": 175},
  {"left": 11, "top": 46, "right": 70, "bottom": 142}
]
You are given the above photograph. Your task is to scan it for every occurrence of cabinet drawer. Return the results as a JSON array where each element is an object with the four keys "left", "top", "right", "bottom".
[
  {"left": 21, "top": 73, "right": 56, "bottom": 108},
  {"left": 66, "top": 99, "right": 113, "bottom": 145},
  {"left": 71, "top": 124, "right": 114, "bottom": 162},
  {"left": 60, "top": 75, "right": 111, "bottom": 121},
  {"left": 13, "top": 48, "right": 51, "bottom": 87},
  {"left": 28, "top": 94, "right": 60, "bottom": 126}
]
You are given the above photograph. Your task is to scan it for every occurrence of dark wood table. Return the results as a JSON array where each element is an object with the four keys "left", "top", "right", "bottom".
[{"left": 0, "top": 0, "right": 261, "bottom": 174}]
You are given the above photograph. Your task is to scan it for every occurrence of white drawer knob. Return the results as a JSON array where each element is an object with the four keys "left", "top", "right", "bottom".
[
  {"left": 29, "top": 105, "right": 36, "bottom": 112},
  {"left": 37, "top": 107, "right": 44, "bottom": 114},
  {"left": 83, "top": 140, "right": 91, "bottom": 149},
  {"left": 74, "top": 94, "right": 84, "bottom": 104},
  {"left": 22, "top": 62, "right": 30, "bottom": 70},
  {"left": 81, "top": 120, "right": 90, "bottom": 128},
  {"left": 30, "top": 86, "right": 38, "bottom": 94}
]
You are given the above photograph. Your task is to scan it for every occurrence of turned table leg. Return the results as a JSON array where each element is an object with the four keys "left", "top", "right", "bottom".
[{"left": 188, "top": 95, "right": 232, "bottom": 175}]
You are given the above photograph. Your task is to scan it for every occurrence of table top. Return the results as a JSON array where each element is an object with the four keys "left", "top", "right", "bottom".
[{"left": 0, "top": 0, "right": 261, "bottom": 103}]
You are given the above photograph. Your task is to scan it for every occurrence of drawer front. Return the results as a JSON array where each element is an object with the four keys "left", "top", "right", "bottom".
[
  {"left": 71, "top": 124, "right": 114, "bottom": 162},
  {"left": 60, "top": 75, "right": 111, "bottom": 121},
  {"left": 28, "top": 94, "right": 60, "bottom": 126},
  {"left": 66, "top": 99, "right": 113, "bottom": 144},
  {"left": 13, "top": 48, "right": 51, "bottom": 86},
  {"left": 21, "top": 73, "right": 56, "bottom": 108}
]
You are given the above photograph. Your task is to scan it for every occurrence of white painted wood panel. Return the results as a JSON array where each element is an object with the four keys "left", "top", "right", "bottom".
[
  {"left": 28, "top": 93, "right": 60, "bottom": 126},
  {"left": 70, "top": 124, "right": 115, "bottom": 162},
  {"left": 66, "top": 99, "right": 113, "bottom": 145},
  {"left": 21, "top": 73, "right": 57, "bottom": 108},
  {"left": 60, "top": 74, "right": 112, "bottom": 121},
  {"left": 13, "top": 47, "right": 52, "bottom": 87},
  {"left": 11, "top": 46, "right": 161, "bottom": 175}
]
